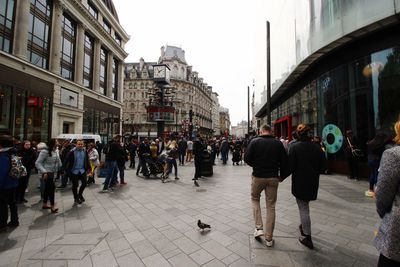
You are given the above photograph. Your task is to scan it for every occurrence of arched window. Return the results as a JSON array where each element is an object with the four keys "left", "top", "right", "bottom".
[{"left": 140, "top": 82, "right": 144, "bottom": 89}]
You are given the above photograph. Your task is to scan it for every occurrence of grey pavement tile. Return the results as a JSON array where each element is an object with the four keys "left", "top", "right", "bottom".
[
  {"left": 161, "top": 227, "right": 184, "bottom": 241},
  {"left": 124, "top": 230, "right": 146, "bottom": 244},
  {"left": 113, "top": 247, "right": 134, "bottom": 258},
  {"left": 90, "top": 249, "right": 118, "bottom": 267},
  {"left": 0, "top": 247, "right": 23, "bottom": 266},
  {"left": 221, "top": 253, "right": 241, "bottom": 266},
  {"left": 67, "top": 254, "right": 93, "bottom": 267},
  {"left": 208, "top": 230, "right": 235, "bottom": 247},
  {"left": 108, "top": 237, "right": 131, "bottom": 253},
  {"left": 51, "top": 233, "right": 107, "bottom": 245},
  {"left": 162, "top": 248, "right": 183, "bottom": 259},
  {"left": 200, "top": 239, "right": 232, "bottom": 260},
  {"left": 131, "top": 239, "right": 158, "bottom": 259},
  {"left": 30, "top": 244, "right": 94, "bottom": 260},
  {"left": 142, "top": 253, "right": 172, "bottom": 267},
  {"left": 172, "top": 236, "right": 201, "bottom": 254},
  {"left": 189, "top": 249, "right": 215, "bottom": 265},
  {"left": 116, "top": 252, "right": 145, "bottom": 267},
  {"left": 227, "top": 241, "right": 250, "bottom": 260},
  {"left": 42, "top": 260, "right": 67, "bottom": 266},
  {"left": 251, "top": 248, "right": 295, "bottom": 266},
  {"left": 201, "top": 258, "right": 227, "bottom": 267},
  {"left": 168, "top": 253, "right": 199, "bottom": 267},
  {"left": 184, "top": 229, "right": 212, "bottom": 244}
]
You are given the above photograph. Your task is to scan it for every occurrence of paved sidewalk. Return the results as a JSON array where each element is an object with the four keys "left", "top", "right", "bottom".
[{"left": 0, "top": 159, "right": 380, "bottom": 266}]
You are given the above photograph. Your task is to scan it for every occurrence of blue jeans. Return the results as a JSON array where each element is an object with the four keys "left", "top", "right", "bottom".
[
  {"left": 103, "top": 160, "right": 117, "bottom": 190},
  {"left": 368, "top": 158, "right": 379, "bottom": 191},
  {"left": 167, "top": 158, "right": 178, "bottom": 177}
]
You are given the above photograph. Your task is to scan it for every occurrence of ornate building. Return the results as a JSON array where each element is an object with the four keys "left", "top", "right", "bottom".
[
  {"left": 0, "top": 0, "right": 129, "bottom": 142},
  {"left": 219, "top": 107, "right": 231, "bottom": 136},
  {"left": 211, "top": 92, "right": 221, "bottom": 136},
  {"left": 123, "top": 45, "right": 217, "bottom": 139}
]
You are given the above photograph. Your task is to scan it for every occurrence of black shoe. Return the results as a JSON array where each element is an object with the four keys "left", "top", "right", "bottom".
[
  {"left": 23, "top": 199, "right": 28, "bottom": 203},
  {"left": 79, "top": 195, "right": 85, "bottom": 202},
  {"left": 57, "top": 185, "right": 66, "bottom": 189},
  {"left": 299, "top": 235, "right": 314, "bottom": 249},
  {"left": 0, "top": 226, "right": 7, "bottom": 232},
  {"left": 74, "top": 198, "right": 82, "bottom": 204},
  {"left": 194, "top": 180, "right": 199, "bottom": 187},
  {"left": 7, "top": 221, "right": 19, "bottom": 228}
]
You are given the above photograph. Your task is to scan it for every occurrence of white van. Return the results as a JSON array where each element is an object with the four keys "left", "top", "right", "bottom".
[{"left": 56, "top": 134, "right": 101, "bottom": 144}]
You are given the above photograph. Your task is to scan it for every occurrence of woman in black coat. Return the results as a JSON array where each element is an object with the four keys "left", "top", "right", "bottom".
[{"left": 288, "top": 124, "right": 327, "bottom": 249}]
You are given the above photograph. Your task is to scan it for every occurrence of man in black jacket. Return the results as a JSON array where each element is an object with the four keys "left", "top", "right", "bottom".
[
  {"left": 244, "top": 124, "right": 288, "bottom": 247},
  {"left": 100, "top": 135, "right": 121, "bottom": 192}
]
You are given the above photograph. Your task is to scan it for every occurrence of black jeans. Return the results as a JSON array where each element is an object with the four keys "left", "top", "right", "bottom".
[
  {"left": 378, "top": 254, "right": 400, "bottom": 267},
  {"left": 42, "top": 173, "right": 56, "bottom": 206},
  {"left": 178, "top": 151, "right": 185, "bottom": 164},
  {"left": 194, "top": 158, "right": 203, "bottom": 179},
  {"left": 70, "top": 173, "right": 87, "bottom": 200},
  {"left": 347, "top": 156, "right": 359, "bottom": 179},
  {"left": 16, "top": 169, "right": 31, "bottom": 202},
  {"left": 129, "top": 154, "right": 135, "bottom": 168},
  {"left": 0, "top": 188, "right": 18, "bottom": 227}
]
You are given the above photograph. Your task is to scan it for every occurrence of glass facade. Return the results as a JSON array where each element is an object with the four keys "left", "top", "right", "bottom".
[
  {"left": 27, "top": 0, "right": 52, "bottom": 69},
  {"left": 83, "top": 33, "right": 93, "bottom": 88},
  {"left": 272, "top": 46, "right": 400, "bottom": 160},
  {"left": 60, "top": 13, "right": 75, "bottom": 80},
  {"left": 0, "top": 0, "right": 15, "bottom": 53},
  {"left": 83, "top": 107, "right": 119, "bottom": 142},
  {"left": 0, "top": 83, "right": 51, "bottom": 142}
]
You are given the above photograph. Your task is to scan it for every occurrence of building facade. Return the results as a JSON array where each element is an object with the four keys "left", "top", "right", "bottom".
[
  {"left": 211, "top": 92, "right": 221, "bottom": 136},
  {"left": 123, "top": 46, "right": 216, "bottom": 139},
  {"left": 255, "top": 0, "right": 400, "bottom": 175},
  {"left": 219, "top": 107, "right": 230, "bottom": 137},
  {"left": 231, "top": 120, "right": 247, "bottom": 138},
  {"left": 0, "top": 0, "right": 129, "bottom": 143}
]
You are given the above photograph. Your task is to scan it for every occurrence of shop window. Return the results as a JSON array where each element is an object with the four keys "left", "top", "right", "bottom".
[
  {"left": 60, "top": 13, "right": 76, "bottom": 80},
  {"left": 0, "top": 85, "right": 12, "bottom": 130}
]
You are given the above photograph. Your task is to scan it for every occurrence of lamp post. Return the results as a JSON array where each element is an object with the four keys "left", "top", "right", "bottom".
[{"left": 189, "top": 107, "right": 193, "bottom": 139}]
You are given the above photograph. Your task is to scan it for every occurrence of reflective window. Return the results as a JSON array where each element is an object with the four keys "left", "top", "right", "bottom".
[
  {"left": 60, "top": 13, "right": 75, "bottom": 80},
  {"left": 99, "top": 47, "right": 107, "bottom": 95},
  {"left": 0, "top": 0, "right": 15, "bottom": 53},
  {"left": 83, "top": 33, "right": 93, "bottom": 88},
  {"left": 112, "top": 58, "right": 118, "bottom": 100},
  {"left": 102, "top": 19, "right": 111, "bottom": 34},
  {"left": 87, "top": 1, "right": 98, "bottom": 19},
  {"left": 114, "top": 33, "right": 121, "bottom": 45},
  {"left": 27, "top": 0, "right": 52, "bottom": 69}
]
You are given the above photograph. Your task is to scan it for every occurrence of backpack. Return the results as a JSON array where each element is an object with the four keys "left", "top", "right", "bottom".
[{"left": 9, "top": 154, "right": 28, "bottom": 179}]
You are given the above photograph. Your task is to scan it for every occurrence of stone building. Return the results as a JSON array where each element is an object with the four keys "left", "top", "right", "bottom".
[
  {"left": 211, "top": 92, "right": 221, "bottom": 136},
  {"left": 219, "top": 107, "right": 231, "bottom": 136},
  {"left": 123, "top": 45, "right": 217, "bottom": 139},
  {"left": 0, "top": 0, "right": 129, "bottom": 142}
]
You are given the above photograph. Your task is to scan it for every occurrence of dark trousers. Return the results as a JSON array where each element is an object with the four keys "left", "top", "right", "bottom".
[
  {"left": 178, "top": 151, "right": 185, "bottom": 164},
  {"left": 0, "top": 188, "right": 18, "bottom": 227},
  {"left": 378, "top": 254, "right": 400, "bottom": 267},
  {"left": 194, "top": 158, "right": 203, "bottom": 179},
  {"left": 70, "top": 173, "right": 87, "bottom": 200},
  {"left": 16, "top": 170, "right": 31, "bottom": 202},
  {"left": 42, "top": 173, "right": 56, "bottom": 206},
  {"left": 117, "top": 162, "right": 125, "bottom": 183},
  {"left": 129, "top": 154, "right": 135, "bottom": 168},
  {"left": 167, "top": 158, "right": 178, "bottom": 177},
  {"left": 347, "top": 156, "right": 359, "bottom": 179}
]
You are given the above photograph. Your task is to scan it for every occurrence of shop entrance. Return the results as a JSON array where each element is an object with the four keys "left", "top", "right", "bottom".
[{"left": 273, "top": 115, "right": 292, "bottom": 140}]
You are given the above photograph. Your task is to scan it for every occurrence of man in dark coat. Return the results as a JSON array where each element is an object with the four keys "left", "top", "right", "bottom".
[
  {"left": 288, "top": 123, "right": 327, "bottom": 249},
  {"left": 244, "top": 124, "right": 288, "bottom": 247},
  {"left": 192, "top": 135, "right": 204, "bottom": 186}
]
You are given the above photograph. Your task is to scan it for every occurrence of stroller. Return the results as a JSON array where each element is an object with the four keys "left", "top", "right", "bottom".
[
  {"left": 143, "top": 153, "right": 166, "bottom": 179},
  {"left": 232, "top": 146, "right": 242, "bottom": 165}
]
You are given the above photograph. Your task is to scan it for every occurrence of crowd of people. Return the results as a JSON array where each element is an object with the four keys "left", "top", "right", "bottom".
[{"left": 1, "top": 120, "right": 399, "bottom": 266}]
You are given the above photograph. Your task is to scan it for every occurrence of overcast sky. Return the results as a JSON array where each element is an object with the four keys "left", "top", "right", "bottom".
[{"left": 113, "top": 0, "right": 293, "bottom": 126}]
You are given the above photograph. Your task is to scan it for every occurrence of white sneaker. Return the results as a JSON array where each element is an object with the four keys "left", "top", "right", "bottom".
[
  {"left": 265, "top": 239, "right": 274, "bottom": 247},
  {"left": 254, "top": 229, "right": 264, "bottom": 238}
]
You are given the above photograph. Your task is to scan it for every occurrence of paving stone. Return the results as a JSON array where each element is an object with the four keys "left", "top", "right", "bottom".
[
  {"left": 90, "top": 249, "right": 118, "bottom": 267},
  {"left": 200, "top": 239, "right": 232, "bottom": 260},
  {"left": 142, "top": 253, "right": 172, "bottom": 267},
  {"left": 168, "top": 252, "right": 199, "bottom": 267},
  {"left": 116, "top": 252, "right": 145, "bottom": 267},
  {"left": 189, "top": 249, "right": 215, "bottom": 265},
  {"left": 173, "top": 236, "right": 201, "bottom": 254}
]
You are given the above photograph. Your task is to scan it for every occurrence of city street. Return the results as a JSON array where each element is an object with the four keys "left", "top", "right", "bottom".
[{"left": 0, "top": 158, "right": 380, "bottom": 267}]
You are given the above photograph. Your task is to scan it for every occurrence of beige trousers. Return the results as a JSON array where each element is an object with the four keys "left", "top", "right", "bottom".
[{"left": 251, "top": 176, "right": 279, "bottom": 240}]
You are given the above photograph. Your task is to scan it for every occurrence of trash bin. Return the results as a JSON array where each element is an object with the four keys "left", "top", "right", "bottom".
[{"left": 201, "top": 150, "right": 213, "bottom": 177}]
